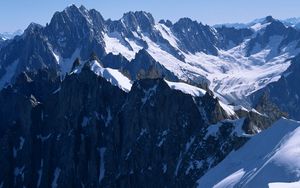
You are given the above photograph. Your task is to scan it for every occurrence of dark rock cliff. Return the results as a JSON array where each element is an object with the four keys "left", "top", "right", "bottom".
[{"left": 0, "top": 67, "right": 247, "bottom": 187}]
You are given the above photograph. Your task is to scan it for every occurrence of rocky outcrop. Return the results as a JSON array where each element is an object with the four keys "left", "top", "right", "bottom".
[
  {"left": 234, "top": 92, "right": 288, "bottom": 134},
  {"left": 122, "top": 49, "right": 178, "bottom": 81},
  {"left": 250, "top": 55, "right": 300, "bottom": 120}
]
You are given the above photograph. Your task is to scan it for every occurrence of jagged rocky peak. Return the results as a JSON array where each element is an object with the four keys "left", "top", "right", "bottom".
[
  {"left": 23, "top": 22, "right": 43, "bottom": 35},
  {"left": 263, "top": 15, "right": 276, "bottom": 23},
  {"left": 121, "top": 11, "right": 155, "bottom": 32},
  {"left": 63, "top": 4, "right": 89, "bottom": 18},
  {"left": 172, "top": 17, "right": 220, "bottom": 55},
  {"left": 216, "top": 26, "right": 253, "bottom": 49},
  {"left": 65, "top": 4, "right": 105, "bottom": 27},
  {"left": 245, "top": 15, "right": 291, "bottom": 56},
  {"left": 173, "top": 17, "right": 215, "bottom": 32},
  {"left": 264, "top": 16, "right": 286, "bottom": 30},
  {"left": 256, "top": 15, "right": 287, "bottom": 33},
  {"left": 123, "top": 49, "right": 178, "bottom": 81},
  {"left": 47, "top": 4, "right": 106, "bottom": 34},
  {"left": 159, "top": 19, "right": 173, "bottom": 27},
  {"left": 127, "top": 49, "right": 161, "bottom": 79},
  {"left": 78, "top": 4, "right": 88, "bottom": 13},
  {"left": 88, "top": 8, "right": 106, "bottom": 27},
  {"left": 50, "top": 4, "right": 91, "bottom": 26},
  {"left": 173, "top": 17, "right": 200, "bottom": 31},
  {"left": 101, "top": 53, "right": 130, "bottom": 69}
]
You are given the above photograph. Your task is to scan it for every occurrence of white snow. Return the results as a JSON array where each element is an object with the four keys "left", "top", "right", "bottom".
[
  {"left": 52, "top": 87, "right": 61, "bottom": 94},
  {"left": 81, "top": 116, "right": 90, "bottom": 127},
  {"left": 141, "top": 84, "right": 157, "bottom": 105},
  {"left": 51, "top": 168, "right": 61, "bottom": 188},
  {"left": 101, "top": 108, "right": 112, "bottom": 127},
  {"left": 174, "top": 152, "right": 183, "bottom": 176},
  {"left": 50, "top": 47, "right": 81, "bottom": 75},
  {"left": 197, "top": 118, "right": 300, "bottom": 188},
  {"left": 70, "top": 59, "right": 133, "bottom": 92},
  {"left": 155, "top": 24, "right": 180, "bottom": 49},
  {"left": 269, "top": 181, "right": 300, "bottom": 188},
  {"left": 13, "top": 137, "right": 26, "bottom": 158},
  {"left": 185, "top": 136, "right": 195, "bottom": 152},
  {"left": 213, "top": 169, "right": 246, "bottom": 188},
  {"left": 97, "top": 22, "right": 300, "bottom": 105},
  {"left": 250, "top": 22, "right": 271, "bottom": 32},
  {"left": 19, "top": 137, "right": 24, "bottom": 150},
  {"left": 162, "top": 163, "right": 168, "bottom": 174},
  {"left": 218, "top": 101, "right": 237, "bottom": 117},
  {"left": 14, "top": 166, "right": 25, "bottom": 184},
  {"left": 232, "top": 105, "right": 249, "bottom": 112},
  {"left": 157, "top": 137, "right": 166, "bottom": 147},
  {"left": 37, "top": 133, "right": 52, "bottom": 142},
  {"left": 165, "top": 80, "right": 206, "bottom": 97},
  {"left": 37, "top": 159, "right": 44, "bottom": 188},
  {"left": 103, "top": 32, "right": 142, "bottom": 61},
  {"left": 205, "top": 118, "right": 247, "bottom": 139},
  {"left": 88, "top": 60, "right": 132, "bottom": 92},
  {"left": 99, "top": 147, "right": 106, "bottom": 184},
  {"left": 0, "top": 60, "right": 19, "bottom": 89}
]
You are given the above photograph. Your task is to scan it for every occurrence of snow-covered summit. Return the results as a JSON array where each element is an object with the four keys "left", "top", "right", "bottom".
[{"left": 72, "top": 58, "right": 133, "bottom": 92}]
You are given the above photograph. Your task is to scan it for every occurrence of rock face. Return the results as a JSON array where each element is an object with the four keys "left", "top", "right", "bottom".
[
  {"left": 216, "top": 26, "right": 253, "bottom": 49},
  {"left": 0, "top": 38, "right": 4, "bottom": 48},
  {"left": 251, "top": 55, "right": 300, "bottom": 120},
  {"left": 246, "top": 16, "right": 300, "bottom": 56},
  {"left": 171, "top": 18, "right": 220, "bottom": 55},
  {"left": 0, "top": 67, "right": 248, "bottom": 187},
  {"left": 122, "top": 49, "right": 178, "bottom": 81}
]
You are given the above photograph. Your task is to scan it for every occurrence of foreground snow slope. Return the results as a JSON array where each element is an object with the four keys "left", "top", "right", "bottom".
[{"left": 197, "top": 118, "right": 300, "bottom": 188}]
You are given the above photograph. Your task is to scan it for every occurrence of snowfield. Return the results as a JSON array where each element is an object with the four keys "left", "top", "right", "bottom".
[
  {"left": 165, "top": 80, "right": 206, "bottom": 97},
  {"left": 102, "top": 22, "right": 300, "bottom": 104},
  {"left": 197, "top": 118, "right": 300, "bottom": 188},
  {"left": 72, "top": 60, "right": 133, "bottom": 92}
]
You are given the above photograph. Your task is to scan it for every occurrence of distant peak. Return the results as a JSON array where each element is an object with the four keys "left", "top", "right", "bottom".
[
  {"left": 79, "top": 5, "right": 87, "bottom": 10},
  {"left": 175, "top": 17, "right": 202, "bottom": 27},
  {"left": 159, "top": 19, "right": 173, "bottom": 27},
  {"left": 24, "top": 22, "right": 43, "bottom": 34},
  {"left": 122, "top": 11, "right": 155, "bottom": 25},
  {"left": 66, "top": 4, "right": 78, "bottom": 9},
  {"left": 176, "top": 17, "right": 197, "bottom": 24},
  {"left": 264, "top": 16, "right": 276, "bottom": 23},
  {"left": 123, "top": 11, "right": 152, "bottom": 18},
  {"left": 63, "top": 4, "right": 82, "bottom": 15}
]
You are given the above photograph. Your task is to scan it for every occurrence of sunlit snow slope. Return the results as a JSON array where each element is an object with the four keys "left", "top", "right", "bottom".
[{"left": 197, "top": 118, "right": 300, "bottom": 188}]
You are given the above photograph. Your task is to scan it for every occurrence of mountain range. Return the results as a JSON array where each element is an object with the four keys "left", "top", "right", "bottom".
[{"left": 0, "top": 4, "right": 300, "bottom": 187}]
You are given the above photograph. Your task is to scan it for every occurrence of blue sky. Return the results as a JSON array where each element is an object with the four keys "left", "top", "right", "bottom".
[{"left": 1, "top": 0, "right": 299, "bottom": 32}]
